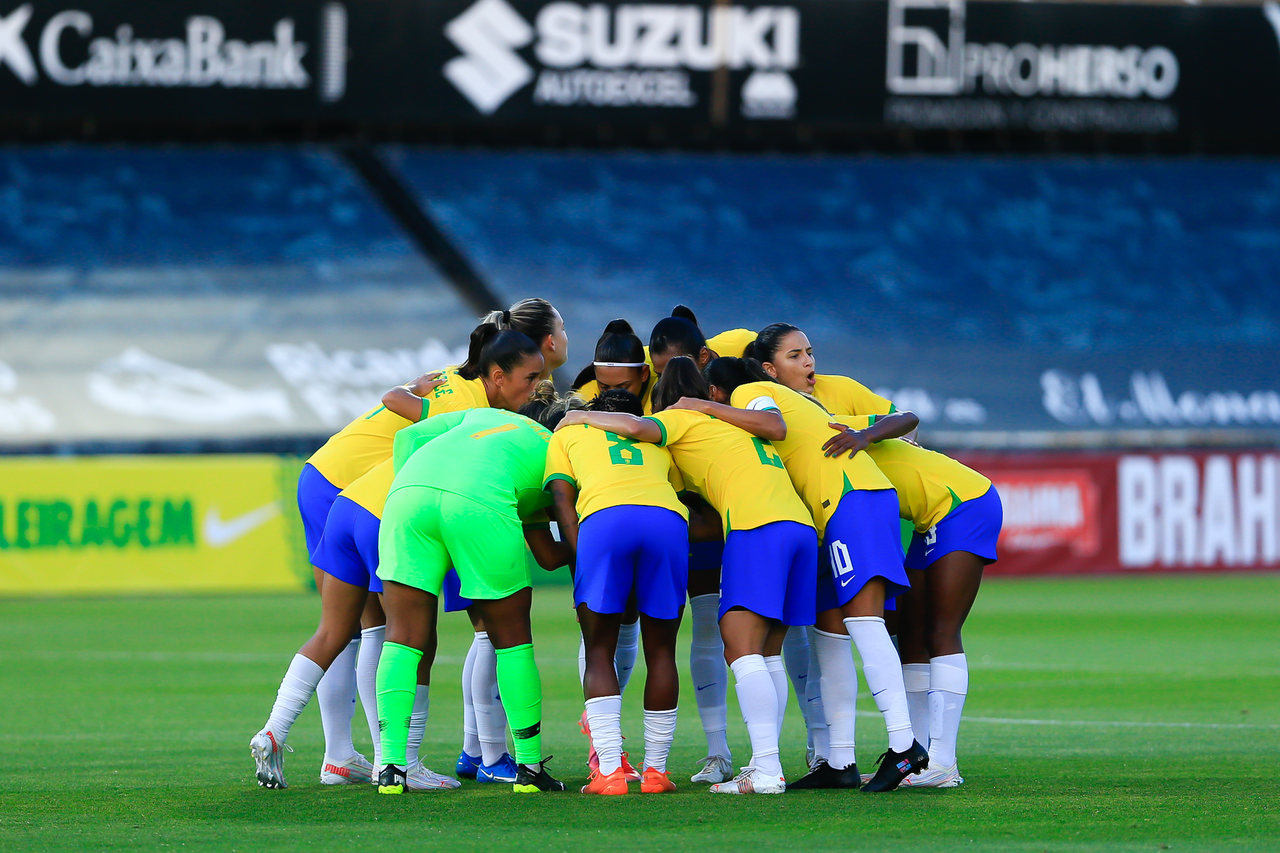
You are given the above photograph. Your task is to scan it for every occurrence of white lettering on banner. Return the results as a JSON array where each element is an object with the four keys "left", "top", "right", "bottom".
[
  {"left": 88, "top": 347, "right": 292, "bottom": 424},
  {"left": 265, "top": 340, "right": 469, "bottom": 427},
  {"left": 444, "top": 0, "right": 799, "bottom": 113},
  {"left": 0, "top": 6, "right": 345, "bottom": 92},
  {"left": 1118, "top": 454, "right": 1280, "bottom": 569},
  {"left": 874, "top": 386, "right": 987, "bottom": 425},
  {"left": 1042, "top": 370, "right": 1280, "bottom": 429}
]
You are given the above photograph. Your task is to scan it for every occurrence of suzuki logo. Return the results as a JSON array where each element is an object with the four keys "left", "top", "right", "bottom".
[
  {"left": 0, "top": 4, "right": 36, "bottom": 84},
  {"left": 443, "top": 0, "right": 534, "bottom": 115}
]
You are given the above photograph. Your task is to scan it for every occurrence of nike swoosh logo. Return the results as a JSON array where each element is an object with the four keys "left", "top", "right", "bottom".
[
  {"left": 203, "top": 502, "right": 281, "bottom": 547},
  {"left": 839, "top": 573, "right": 854, "bottom": 588},
  {"left": 696, "top": 683, "right": 716, "bottom": 692}
]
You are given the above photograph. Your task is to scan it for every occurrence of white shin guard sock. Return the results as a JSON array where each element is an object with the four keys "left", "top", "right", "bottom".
[
  {"left": 928, "top": 654, "right": 968, "bottom": 767},
  {"left": 844, "top": 616, "right": 915, "bottom": 753},
  {"left": 265, "top": 654, "right": 325, "bottom": 743},
  {"left": 642, "top": 707, "right": 678, "bottom": 773},
  {"left": 317, "top": 639, "right": 360, "bottom": 762},
  {"left": 804, "top": 627, "right": 828, "bottom": 760},
  {"left": 460, "top": 633, "right": 481, "bottom": 757},
  {"left": 729, "top": 654, "right": 783, "bottom": 777},
  {"left": 781, "top": 626, "right": 812, "bottom": 745},
  {"left": 357, "top": 626, "right": 385, "bottom": 758},
  {"left": 689, "top": 594, "right": 730, "bottom": 760},
  {"left": 585, "top": 695, "right": 624, "bottom": 775},
  {"left": 902, "top": 662, "right": 931, "bottom": 753},
  {"left": 472, "top": 632, "right": 509, "bottom": 765},
  {"left": 615, "top": 620, "right": 640, "bottom": 695},
  {"left": 813, "top": 628, "right": 857, "bottom": 769},
  {"left": 763, "top": 654, "right": 788, "bottom": 738},
  {"left": 406, "top": 685, "right": 430, "bottom": 767}
]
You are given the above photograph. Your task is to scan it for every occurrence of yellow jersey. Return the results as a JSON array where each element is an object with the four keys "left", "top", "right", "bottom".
[
  {"left": 730, "top": 381, "right": 893, "bottom": 538},
  {"left": 543, "top": 424, "right": 687, "bottom": 522},
  {"left": 706, "top": 328, "right": 756, "bottom": 359},
  {"left": 812, "top": 373, "right": 895, "bottom": 417},
  {"left": 644, "top": 408, "right": 812, "bottom": 536},
  {"left": 306, "top": 368, "right": 488, "bottom": 490},
  {"left": 339, "top": 458, "right": 395, "bottom": 518},
  {"left": 834, "top": 415, "right": 991, "bottom": 531}
]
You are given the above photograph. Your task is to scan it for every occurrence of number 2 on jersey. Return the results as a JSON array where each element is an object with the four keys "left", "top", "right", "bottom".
[
  {"left": 752, "top": 437, "right": 784, "bottom": 469},
  {"left": 606, "top": 432, "right": 643, "bottom": 466}
]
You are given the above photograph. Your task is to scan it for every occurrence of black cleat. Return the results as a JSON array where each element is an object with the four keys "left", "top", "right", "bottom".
[
  {"left": 512, "top": 755, "right": 566, "bottom": 793},
  {"left": 377, "top": 764, "right": 408, "bottom": 795},
  {"left": 788, "top": 759, "right": 861, "bottom": 790},
  {"left": 861, "top": 740, "right": 929, "bottom": 792}
]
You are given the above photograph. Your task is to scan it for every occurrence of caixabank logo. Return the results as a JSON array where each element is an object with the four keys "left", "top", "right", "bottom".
[
  {"left": 442, "top": 0, "right": 800, "bottom": 116},
  {"left": 0, "top": 3, "right": 348, "bottom": 101}
]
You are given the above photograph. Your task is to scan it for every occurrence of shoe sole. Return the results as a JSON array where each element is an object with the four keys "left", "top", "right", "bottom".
[
  {"left": 250, "top": 743, "right": 285, "bottom": 789},
  {"left": 377, "top": 784, "right": 405, "bottom": 795}
]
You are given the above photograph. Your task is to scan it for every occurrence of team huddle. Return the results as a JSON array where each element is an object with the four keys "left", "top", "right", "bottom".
[{"left": 249, "top": 298, "right": 1002, "bottom": 796}]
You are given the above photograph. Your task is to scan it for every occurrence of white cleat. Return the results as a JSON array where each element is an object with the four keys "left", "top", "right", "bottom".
[
  {"left": 407, "top": 761, "right": 462, "bottom": 791},
  {"left": 250, "top": 730, "right": 292, "bottom": 789},
  {"left": 320, "top": 753, "right": 374, "bottom": 785},
  {"left": 691, "top": 754, "right": 734, "bottom": 784},
  {"left": 709, "top": 767, "right": 786, "bottom": 795},
  {"left": 901, "top": 762, "right": 964, "bottom": 788}
]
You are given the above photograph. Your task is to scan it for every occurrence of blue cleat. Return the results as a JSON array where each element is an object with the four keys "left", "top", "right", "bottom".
[
  {"left": 476, "top": 753, "right": 518, "bottom": 783},
  {"left": 456, "top": 751, "right": 481, "bottom": 780}
]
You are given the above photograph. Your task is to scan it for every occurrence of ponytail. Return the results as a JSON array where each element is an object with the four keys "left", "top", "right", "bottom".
[
  {"left": 458, "top": 322, "right": 540, "bottom": 380},
  {"left": 649, "top": 308, "right": 706, "bottom": 359},
  {"left": 482, "top": 298, "right": 558, "bottom": 342}
]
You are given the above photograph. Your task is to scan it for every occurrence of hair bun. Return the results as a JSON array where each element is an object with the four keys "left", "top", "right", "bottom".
[
  {"left": 603, "top": 318, "right": 635, "bottom": 336},
  {"left": 671, "top": 305, "right": 698, "bottom": 324}
]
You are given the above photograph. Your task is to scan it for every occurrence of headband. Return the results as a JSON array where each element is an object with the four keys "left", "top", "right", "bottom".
[{"left": 593, "top": 361, "right": 646, "bottom": 368}]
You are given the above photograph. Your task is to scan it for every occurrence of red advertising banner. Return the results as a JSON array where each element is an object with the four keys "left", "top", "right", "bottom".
[{"left": 954, "top": 450, "right": 1280, "bottom": 576}]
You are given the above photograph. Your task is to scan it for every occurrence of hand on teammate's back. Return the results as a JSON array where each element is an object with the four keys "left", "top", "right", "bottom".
[{"left": 822, "top": 422, "right": 872, "bottom": 459}]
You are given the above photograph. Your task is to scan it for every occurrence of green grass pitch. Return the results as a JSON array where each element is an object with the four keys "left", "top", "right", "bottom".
[{"left": 3, "top": 573, "right": 1279, "bottom": 851}]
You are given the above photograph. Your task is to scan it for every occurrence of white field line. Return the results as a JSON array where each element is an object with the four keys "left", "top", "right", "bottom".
[{"left": 854, "top": 710, "right": 1278, "bottom": 731}]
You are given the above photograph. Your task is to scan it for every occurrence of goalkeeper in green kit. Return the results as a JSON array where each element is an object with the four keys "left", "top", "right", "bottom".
[{"left": 374, "top": 402, "right": 569, "bottom": 794}]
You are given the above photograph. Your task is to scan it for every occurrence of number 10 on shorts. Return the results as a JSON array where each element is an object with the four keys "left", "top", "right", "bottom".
[{"left": 829, "top": 540, "right": 855, "bottom": 587}]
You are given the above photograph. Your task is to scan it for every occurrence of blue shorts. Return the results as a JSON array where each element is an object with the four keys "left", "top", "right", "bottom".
[
  {"left": 816, "top": 489, "right": 909, "bottom": 611},
  {"left": 905, "top": 485, "right": 1002, "bottom": 571},
  {"left": 720, "top": 521, "right": 819, "bottom": 626},
  {"left": 311, "top": 496, "right": 384, "bottom": 594},
  {"left": 575, "top": 506, "right": 689, "bottom": 621},
  {"left": 689, "top": 539, "right": 724, "bottom": 573},
  {"left": 297, "top": 463, "right": 343, "bottom": 559},
  {"left": 441, "top": 568, "right": 472, "bottom": 613}
]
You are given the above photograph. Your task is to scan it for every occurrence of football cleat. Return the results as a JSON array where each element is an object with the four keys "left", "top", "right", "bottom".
[
  {"left": 455, "top": 751, "right": 481, "bottom": 780},
  {"left": 320, "top": 753, "right": 374, "bottom": 786},
  {"left": 620, "top": 751, "right": 641, "bottom": 782},
  {"left": 477, "top": 753, "right": 519, "bottom": 783},
  {"left": 580, "top": 767, "right": 629, "bottom": 795},
  {"left": 377, "top": 764, "right": 407, "bottom": 795},
  {"left": 513, "top": 756, "right": 566, "bottom": 793},
  {"left": 901, "top": 762, "right": 964, "bottom": 788},
  {"left": 250, "top": 730, "right": 291, "bottom": 789},
  {"left": 690, "top": 754, "right": 734, "bottom": 784},
  {"left": 407, "top": 760, "right": 462, "bottom": 791},
  {"left": 710, "top": 766, "right": 786, "bottom": 795},
  {"left": 640, "top": 767, "right": 677, "bottom": 794},
  {"left": 861, "top": 740, "right": 930, "bottom": 793},
  {"left": 787, "top": 759, "right": 860, "bottom": 790}
]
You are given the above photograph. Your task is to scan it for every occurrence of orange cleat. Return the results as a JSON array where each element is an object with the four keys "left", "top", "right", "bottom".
[
  {"left": 620, "top": 751, "right": 641, "bottom": 782},
  {"left": 640, "top": 767, "right": 677, "bottom": 793},
  {"left": 581, "top": 767, "right": 629, "bottom": 795}
]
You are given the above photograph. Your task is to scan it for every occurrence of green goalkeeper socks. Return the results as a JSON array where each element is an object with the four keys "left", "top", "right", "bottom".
[
  {"left": 494, "top": 643, "right": 544, "bottom": 766},
  {"left": 376, "top": 641, "right": 422, "bottom": 767}
]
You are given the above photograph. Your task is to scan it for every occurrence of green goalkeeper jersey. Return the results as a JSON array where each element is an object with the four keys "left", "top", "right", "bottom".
[{"left": 390, "top": 407, "right": 553, "bottom": 520}]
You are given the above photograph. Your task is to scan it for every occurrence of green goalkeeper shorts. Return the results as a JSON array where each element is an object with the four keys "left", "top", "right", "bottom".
[{"left": 378, "top": 486, "right": 531, "bottom": 601}]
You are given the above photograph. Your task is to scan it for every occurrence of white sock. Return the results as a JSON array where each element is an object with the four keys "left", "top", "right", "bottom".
[
  {"left": 813, "top": 629, "right": 857, "bottom": 769},
  {"left": 902, "top": 662, "right": 931, "bottom": 752},
  {"left": 729, "top": 655, "right": 783, "bottom": 777},
  {"left": 615, "top": 620, "right": 640, "bottom": 695},
  {"left": 472, "top": 632, "right": 509, "bottom": 765},
  {"left": 764, "top": 654, "right": 788, "bottom": 738},
  {"left": 461, "top": 633, "right": 482, "bottom": 757},
  {"left": 642, "top": 708, "right": 678, "bottom": 773},
  {"left": 928, "top": 654, "right": 968, "bottom": 767},
  {"left": 405, "top": 685, "right": 430, "bottom": 767},
  {"left": 357, "top": 626, "right": 384, "bottom": 759},
  {"left": 585, "top": 695, "right": 624, "bottom": 775},
  {"left": 781, "top": 626, "right": 812, "bottom": 748},
  {"left": 577, "top": 634, "right": 588, "bottom": 687},
  {"left": 689, "top": 594, "right": 730, "bottom": 760},
  {"left": 805, "top": 627, "right": 829, "bottom": 761},
  {"left": 845, "top": 616, "right": 914, "bottom": 753},
  {"left": 317, "top": 638, "right": 360, "bottom": 762},
  {"left": 264, "top": 654, "right": 325, "bottom": 743}
]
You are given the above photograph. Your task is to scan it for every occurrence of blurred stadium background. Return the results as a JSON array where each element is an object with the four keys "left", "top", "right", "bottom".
[{"left": 1, "top": 0, "right": 1278, "bottom": 846}]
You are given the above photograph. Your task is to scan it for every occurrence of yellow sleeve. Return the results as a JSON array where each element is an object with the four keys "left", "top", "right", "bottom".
[
  {"left": 543, "top": 432, "right": 577, "bottom": 490},
  {"left": 573, "top": 379, "right": 601, "bottom": 402},
  {"left": 833, "top": 413, "right": 875, "bottom": 430},
  {"left": 817, "top": 374, "right": 895, "bottom": 416},
  {"left": 644, "top": 410, "right": 690, "bottom": 447}
]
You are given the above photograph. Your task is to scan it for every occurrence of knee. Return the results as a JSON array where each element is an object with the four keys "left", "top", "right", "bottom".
[{"left": 926, "top": 624, "right": 963, "bottom": 657}]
